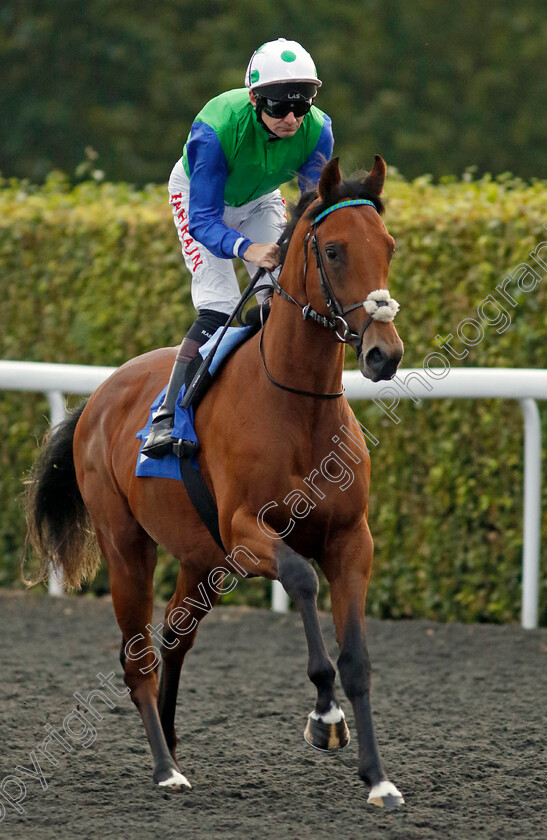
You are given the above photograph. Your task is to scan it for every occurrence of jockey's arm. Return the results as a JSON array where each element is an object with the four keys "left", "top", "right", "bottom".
[
  {"left": 186, "top": 122, "right": 267, "bottom": 262},
  {"left": 297, "top": 113, "right": 334, "bottom": 193}
]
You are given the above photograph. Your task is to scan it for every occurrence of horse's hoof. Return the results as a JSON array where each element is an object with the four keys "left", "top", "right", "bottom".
[
  {"left": 367, "top": 780, "right": 404, "bottom": 810},
  {"left": 303, "top": 704, "right": 350, "bottom": 751},
  {"left": 155, "top": 768, "right": 192, "bottom": 790}
]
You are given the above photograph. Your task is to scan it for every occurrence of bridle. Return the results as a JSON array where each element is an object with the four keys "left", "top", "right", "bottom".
[{"left": 260, "top": 199, "right": 400, "bottom": 399}]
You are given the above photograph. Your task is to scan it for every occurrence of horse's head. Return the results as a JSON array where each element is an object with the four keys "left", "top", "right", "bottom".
[{"left": 296, "top": 157, "right": 403, "bottom": 382}]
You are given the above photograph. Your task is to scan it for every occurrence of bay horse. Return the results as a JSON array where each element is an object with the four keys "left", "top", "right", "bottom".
[{"left": 26, "top": 157, "right": 405, "bottom": 808}]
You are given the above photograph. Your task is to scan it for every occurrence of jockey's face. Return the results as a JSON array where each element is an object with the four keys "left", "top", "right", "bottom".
[{"left": 249, "top": 92, "right": 306, "bottom": 138}]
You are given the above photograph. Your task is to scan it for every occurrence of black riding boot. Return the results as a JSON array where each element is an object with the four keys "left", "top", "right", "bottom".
[
  {"left": 141, "top": 309, "right": 230, "bottom": 459},
  {"left": 141, "top": 337, "right": 201, "bottom": 459}
]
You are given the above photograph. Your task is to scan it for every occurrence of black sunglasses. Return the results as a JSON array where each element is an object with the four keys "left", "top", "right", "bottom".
[{"left": 259, "top": 97, "right": 313, "bottom": 119}]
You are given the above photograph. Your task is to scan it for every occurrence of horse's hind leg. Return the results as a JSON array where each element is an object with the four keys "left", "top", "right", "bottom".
[
  {"left": 276, "top": 544, "right": 350, "bottom": 751},
  {"left": 157, "top": 565, "right": 220, "bottom": 762},
  {"left": 94, "top": 512, "right": 190, "bottom": 789}
]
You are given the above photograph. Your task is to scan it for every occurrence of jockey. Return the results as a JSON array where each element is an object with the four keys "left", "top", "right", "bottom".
[{"left": 143, "top": 38, "right": 334, "bottom": 458}]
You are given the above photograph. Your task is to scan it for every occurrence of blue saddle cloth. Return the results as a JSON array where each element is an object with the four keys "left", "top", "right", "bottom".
[{"left": 135, "top": 325, "right": 252, "bottom": 480}]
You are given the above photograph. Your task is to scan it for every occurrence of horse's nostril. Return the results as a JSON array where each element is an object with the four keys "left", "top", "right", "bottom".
[
  {"left": 364, "top": 345, "right": 401, "bottom": 381},
  {"left": 365, "top": 347, "right": 386, "bottom": 368}
]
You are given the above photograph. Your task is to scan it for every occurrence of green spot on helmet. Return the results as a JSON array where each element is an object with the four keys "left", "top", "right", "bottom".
[{"left": 245, "top": 38, "right": 322, "bottom": 90}]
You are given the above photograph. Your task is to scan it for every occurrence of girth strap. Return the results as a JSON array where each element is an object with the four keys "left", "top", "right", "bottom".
[{"left": 174, "top": 440, "right": 225, "bottom": 552}]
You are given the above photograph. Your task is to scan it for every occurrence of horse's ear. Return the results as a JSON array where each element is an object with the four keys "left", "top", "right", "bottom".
[
  {"left": 318, "top": 157, "right": 342, "bottom": 200},
  {"left": 365, "top": 155, "right": 386, "bottom": 196}
]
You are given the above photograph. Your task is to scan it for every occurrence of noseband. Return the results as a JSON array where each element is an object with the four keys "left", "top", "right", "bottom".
[{"left": 261, "top": 198, "right": 400, "bottom": 399}]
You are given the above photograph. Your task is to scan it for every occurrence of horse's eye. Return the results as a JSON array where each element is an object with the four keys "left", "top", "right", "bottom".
[{"left": 325, "top": 247, "right": 337, "bottom": 260}]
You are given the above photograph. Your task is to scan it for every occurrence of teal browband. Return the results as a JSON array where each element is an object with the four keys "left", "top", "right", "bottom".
[{"left": 313, "top": 199, "right": 377, "bottom": 226}]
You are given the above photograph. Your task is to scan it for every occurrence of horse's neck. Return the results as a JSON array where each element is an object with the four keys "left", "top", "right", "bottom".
[{"left": 261, "top": 291, "right": 345, "bottom": 409}]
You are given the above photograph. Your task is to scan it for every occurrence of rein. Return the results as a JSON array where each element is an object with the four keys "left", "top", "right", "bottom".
[
  {"left": 260, "top": 198, "right": 400, "bottom": 399},
  {"left": 259, "top": 326, "right": 344, "bottom": 399}
]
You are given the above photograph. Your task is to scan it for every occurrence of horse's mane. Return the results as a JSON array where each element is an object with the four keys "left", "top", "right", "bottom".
[{"left": 279, "top": 172, "right": 385, "bottom": 262}]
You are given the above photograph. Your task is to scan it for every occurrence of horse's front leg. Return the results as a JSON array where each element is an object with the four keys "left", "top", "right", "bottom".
[
  {"left": 321, "top": 523, "right": 404, "bottom": 810},
  {"left": 276, "top": 543, "right": 350, "bottom": 751}
]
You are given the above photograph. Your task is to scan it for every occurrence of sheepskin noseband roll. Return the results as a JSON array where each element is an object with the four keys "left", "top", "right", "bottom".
[{"left": 363, "top": 289, "right": 400, "bottom": 322}]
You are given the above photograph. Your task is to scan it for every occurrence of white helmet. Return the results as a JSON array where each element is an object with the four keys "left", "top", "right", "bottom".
[{"left": 245, "top": 38, "right": 322, "bottom": 93}]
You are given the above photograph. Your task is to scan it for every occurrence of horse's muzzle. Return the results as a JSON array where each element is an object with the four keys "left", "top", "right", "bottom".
[{"left": 361, "top": 345, "right": 403, "bottom": 382}]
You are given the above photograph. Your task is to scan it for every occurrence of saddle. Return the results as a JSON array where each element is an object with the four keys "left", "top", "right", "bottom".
[{"left": 135, "top": 303, "right": 270, "bottom": 551}]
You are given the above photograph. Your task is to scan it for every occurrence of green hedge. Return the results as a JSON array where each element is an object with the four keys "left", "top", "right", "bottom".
[{"left": 1, "top": 170, "right": 545, "bottom": 623}]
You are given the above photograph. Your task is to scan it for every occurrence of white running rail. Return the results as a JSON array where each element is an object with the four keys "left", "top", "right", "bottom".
[{"left": 1, "top": 361, "right": 544, "bottom": 628}]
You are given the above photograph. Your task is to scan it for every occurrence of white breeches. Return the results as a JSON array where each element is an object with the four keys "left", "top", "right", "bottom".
[{"left": 168, "top": 159, "right": 286, "bottom": 315}]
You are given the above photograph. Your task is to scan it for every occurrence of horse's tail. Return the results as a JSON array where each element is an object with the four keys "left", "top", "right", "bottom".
[{"left": 23, "top": 401, "right": 100, "bottom": 591}]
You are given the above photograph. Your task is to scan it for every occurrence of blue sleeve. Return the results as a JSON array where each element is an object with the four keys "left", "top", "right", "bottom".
[
  {"left": 297, "top": 114, "right": 334, "bottom": 193},
  {"left": 185, "top": 122, "right": 253, "bottom": 260}
]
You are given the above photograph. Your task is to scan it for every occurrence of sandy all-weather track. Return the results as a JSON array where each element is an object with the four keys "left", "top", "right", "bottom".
[{"left": 0, "top": 590, "right": 545, "bottom": 839}]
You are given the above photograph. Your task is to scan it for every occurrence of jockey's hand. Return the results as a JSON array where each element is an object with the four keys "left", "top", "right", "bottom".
[{"left": 243, "top": 242, "right": 281, "bottom": 270}]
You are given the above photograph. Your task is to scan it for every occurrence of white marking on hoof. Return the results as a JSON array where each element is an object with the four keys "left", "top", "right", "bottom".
[
  {"left": 368, "top": 780, "right": 404, "bottom": 809},
  {"left": 157, "top": 769, "right": 192, "bottom": 790},
  {"left": 309, "top": 701, "right": 345, "bottom": 724}
]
